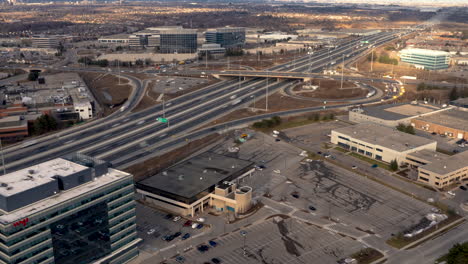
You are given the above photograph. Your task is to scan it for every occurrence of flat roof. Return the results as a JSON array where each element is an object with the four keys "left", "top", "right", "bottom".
[
  {"left": 333, "top": 123, "right": 436, "bottom": 152},
  {"left": 355, "top": 103, "right": 443, "bottom": 120},
  {"left": 0, "top": 167, "right": 130, "bottom": 224},
  {"left": 400, "top": 48, "right": 450, "bottom": 56},
  {"left": 0, "top": 158, "right": 88, "bottom": 197},
  {"left": 451, "top": 97, "right": 468, "bottom": 106},
  {"left": 406, "top": 149, "right": 450, "bottom": 163},
  {"left": 98, "top": 34, "right": 130, "bottom": 40},
  {"left": 414, "top": 109, "right": 468, "bottom": 131},
  {"left": 138, "top": 152, "right": 253, "bottom": 199},
  {"left": 420, "top": 151, "right": 468, "bottom": 175}
]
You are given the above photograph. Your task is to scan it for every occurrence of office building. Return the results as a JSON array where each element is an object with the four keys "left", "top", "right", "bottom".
[
  {"left": 159, "top": 29, "right": 197, "bottom": 53},
  {"left": 32, "top": 36, "right": 59, "bottom": 49},
  {"left": 128, "top": 35, "right": 145, "bottom": 49},
  {"left": 136, "top": 152, "right": 254, "bottom": 217},
  {"left": 0, "top": 154, "right": 140, "bottom": 264},
  {"left": 205, "top": 27, "right": 245, "bottom": 48},
  {"left": 198, "top": 44, "right": 226, "bottom": 59},
  {"left": 399, "top": 48, "right": 450, "bottom": 70},
  {"left": 98, "top": 34, "right": 130, "bottom": 45},
  {"left": 406, "top": 150, "right": 468, "bottom": 188},
  {"left": 331, "top": 123, "right": 437, "bottom": 164},
  {"left": 0, "top": 115, "right": 28, "bottom": 140},
  {"left": 411, "top": 109, "right": 468, "bottom": 140},
  {"left": 349, "top": 103, "right": 449, "bottom": 127}
]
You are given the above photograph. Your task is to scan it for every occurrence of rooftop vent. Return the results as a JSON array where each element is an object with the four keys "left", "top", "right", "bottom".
[
  {"left": 203, "top": 169, "right": 207, "bottom": 174},
  {"left": 178, "top": 175, "right": 184, "bottom": 181},
  {"left": 28, "top": 169, "right": 35, "bottom": 174}
]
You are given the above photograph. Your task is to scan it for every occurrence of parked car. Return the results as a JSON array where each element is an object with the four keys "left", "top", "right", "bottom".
[
  {"left": 308, "top": 205, "right": 316, "bottom": 211},
  {"left": 173, "top": 232, "right": 182, "bottom": 238},
  {"left": 165, "top": 214, "right": 173, "bottom": 219},
  {"left": 197, "top": 224, "right": 204, "bottom": 229},
  {"left": 184, "top": 220, "right": 192, "bottom": 227},
  {"left": 147, "top": 229, "right": 156, "bottom": 235},
  {"left": 197, "top": 245, "right": 209, "bottom": 253},
  {"left": 212, "top": 258, "right": 222, "bottom": 264},
  {"left": 291, "top": 192, "right": 300, "bottom": 199},
  {"left": 192, "top": 223, "right": 199, "bottom": 229},
  {"left": 448, "top": 191, "right": 456, "bottom": 196},
  {"left": 182, "top": 233, "right": 191, "bottom": 240},
  {"left": 460, "top": 186, "right": 467, "bottom": 191},
  {"left": 209, "top": 240, "right": 218, "bottom": 247},
  {"left": 351, "top": 165, "right": 357, "bottom": 170},
  {"left": 371, "top": 164, "right": 378, "bottom": 168},
  {"left": 176, "top": 256, "right": 185, "bottom": 263},
  {"left": 275, "top": 138, "right": 281, "bottom": 142},
  {"left": 196, "top": 218, "right": 205, "bottom": 223},
  {"left": 173, "top": 216, "right": 181, "bottom": 222}
]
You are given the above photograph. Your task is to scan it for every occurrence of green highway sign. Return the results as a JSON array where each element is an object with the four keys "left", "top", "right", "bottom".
[{"left": 157, "top": 117, "right": 168, "bottom": 123}]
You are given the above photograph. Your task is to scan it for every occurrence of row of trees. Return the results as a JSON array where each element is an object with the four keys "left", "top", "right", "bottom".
[
  {"left": 78, "top": 57, "right": 109, "bottom": 67},
  {"left": 31, "top": 114, "right": 58, "bottom": 135},
  {"left": 252, "top": 116, "right": 282, "bottom": 129},
  {"left": 396, "top": 123, "right": 415, "bottom": 135},
  {"left": 307, "top": 113, "right": 335, "bottom": 121},
  {"left": 367, "top": 51, "right": 398, "bottom": 65}
]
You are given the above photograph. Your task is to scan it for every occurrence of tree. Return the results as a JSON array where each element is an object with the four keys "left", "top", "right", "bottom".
[
  {"left": 390, "top": 159, "right": 399, "bottom": 171},
  {"left": 33, "top": 114, "right": 58, "bottom": 135},
  {"left": 446, "top": 243, "right": 468, "bottom": 264}
]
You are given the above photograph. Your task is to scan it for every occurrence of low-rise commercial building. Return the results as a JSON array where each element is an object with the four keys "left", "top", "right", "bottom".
[
  {"left": 349, "top": 103, "right": 448, "bottom": 127},
  {"left": 198, "top": 44, "right": 226, "bottom": 59},
  {"left": 98, "top": 34, "right": 130, "bottom": 45},
  {"left": 0, "top": 154, "right": 140, "bottom": 264},
  {"left": 136, "top": 152, "right": 254, "bottom": 217},
  {"left": 32, "top": 36, "right": 59, "bottom": 49},
  {"left": 331, "top": 123, "right": 437, "bottom": 164},
  {"left": 0, "top": 115, "right": 28, "bottom": 139},
  {"left": 407, "top": 150, "right": 468, "bottom": 188},
  {"left": 399, "top": 48, "right": 451, "bottom": 70},
  {"left": 411, "top": 109, "right": 468, "bottom": 140}
]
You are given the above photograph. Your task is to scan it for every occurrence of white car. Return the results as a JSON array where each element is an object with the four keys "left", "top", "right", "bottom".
[
  {"left": 447, "top": 191, "right": 456, "bottom": 196},
  {"left": 191, "top": 223, "right": 199, "bottom": 229},
  {"left": 273, "top": 169, "right": 281, "bottom": 174},
  {"left": 173, "top": 216, "right": 181, "bottom": 222},
  {"left": 147, "top": 229, "right": 155, "bottom": 235},
  {"left": 196, "top": 217, "right": 205, "bottom": 223}
]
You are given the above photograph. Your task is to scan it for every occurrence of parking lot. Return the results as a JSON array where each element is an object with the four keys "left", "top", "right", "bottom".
[
  {"left": 165, "top": 217, "right": 364, "bottom": 264},
  {"left": 136, "top": 203, "right": 207, "bottom": 255}
]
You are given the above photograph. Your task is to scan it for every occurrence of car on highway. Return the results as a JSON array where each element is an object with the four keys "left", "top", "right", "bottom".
[
  {"left": 352, "top": 165, "right": 357, "bottom": 170},
  {"left": 447, "top": 191, "right": 456, "bottom": 196}
]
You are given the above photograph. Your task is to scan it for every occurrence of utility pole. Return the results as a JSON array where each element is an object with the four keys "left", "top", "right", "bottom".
[
  {"left": 265, "top": 72, "right": 269, "bottom": 111},
  {"left": 340, "top": 54, "right": 344, "bottom": 90},
  {"left": 117, "top": 60, "right": 121, "bottom": 85},
  {"left": 370, "top": 48, "right": 374, "bottom": 73},
  {"left": 205, "top": 50, "right": 208, "bottom": 69}
]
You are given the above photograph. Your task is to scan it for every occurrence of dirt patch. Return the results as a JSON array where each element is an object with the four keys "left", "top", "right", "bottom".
[
  {"left": 80, "top": 72, "right": 132, "bottom": 115},
  {"left": 123, "top": 133, "right": 224, "bottom": 182},
  {"left": 251, "top": 92, "right": 344, "bottom": 112}
]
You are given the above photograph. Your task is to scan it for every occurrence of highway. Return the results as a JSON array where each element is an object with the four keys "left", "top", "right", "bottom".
[{"left": 1, "top": 30, "right": 410, "bottom": 172}]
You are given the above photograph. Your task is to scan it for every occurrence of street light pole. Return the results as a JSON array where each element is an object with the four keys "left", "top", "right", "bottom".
[
  {"left": 340, "top": 54, "right": 344, "bottom": 90},
  {"left": 240, "top": 230, "right": 247, "bottom": 256},
  {"left": 265, "top": 72, "right": 269, "bottom": 111}
]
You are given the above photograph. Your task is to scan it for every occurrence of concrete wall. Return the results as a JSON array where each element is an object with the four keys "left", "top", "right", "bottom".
[{"left": 97, "top": 53, "right": 197, "bottom": 63}]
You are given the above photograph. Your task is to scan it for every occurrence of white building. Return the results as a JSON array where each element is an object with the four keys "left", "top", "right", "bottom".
[
  {"left": 74, "top": 101, "right": 93, "bottom": 120},
  {"left": 331, "top": 123, "right": 437, "bottom": 164}
]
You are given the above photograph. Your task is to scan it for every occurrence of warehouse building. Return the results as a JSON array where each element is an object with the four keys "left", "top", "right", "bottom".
[
  {"left": 399, "top": 48, "right": 450, "bottom": 70},
  {"left": 411, "top": 109, "right": 468, "bottom": 140},
  {"left": 136, "top": 152, "right": 254, "bottom": 217},
  {"left": 331, "top": 123, "right": 437, "bottom": 164},
  {"left": 406, "top": 150, "right": 468, "bottom": 188},
  {"left": 0, "top": 154, "right": 140, "bottom": 264},
  {"left": 32, "top": 35, "right": 59, "bottom": 49},
  {"left": 349, "top": 103, "right": 450, "bottom": 127}
]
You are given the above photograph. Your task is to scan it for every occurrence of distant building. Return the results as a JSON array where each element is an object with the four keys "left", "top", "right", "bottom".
[
  {"left": 136, "top": 152, "right": 254, "bottom": 217},
  {"left": 399, "top": 48, "right": 450, "bottom": 70},
  {"left": 349, "top": 103, "right": 450, "bottom": 127},
  {"left": 338, "top": 29, "right": 381, "bottom": 36},
  {"left": 98, "top": 34, "right": 130, "bottom": 45},
  {"left": 0, "top": 115, "right": 28, "bottom": 140},
  {"left": 450, "top": 97, "right": 468, "bottom": 110},
  {"left": 0, "top": 154, "right": 140, "bottom": 264},
  {"left": 126, "top": 27, "right": 197, "bottom": 53},
  {"left": 32, "top": 35, "right": 59, "bottom": 49},
  {"left": 411, "top": 109, "right": 468, "bottom": 140},
  {"left": 331, "top": 123, "right": 437, "bottom": 164},
  {"left": 198, "top": 44, "right": 226, "bottom": 58},
  {"left": 205, "top": 27, "right": 246, "bottom": 49}
]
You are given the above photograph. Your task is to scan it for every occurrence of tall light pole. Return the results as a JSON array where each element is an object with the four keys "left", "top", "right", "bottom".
[
  {"left": 370, "top": 47, "right": 374, "bottom": 73},
  {"left": 240, "top": 230, "right": 247, "bottom": 256},
  {"left": 265, "top": 72, "right": 269, "bottom": 111},
  {"left": 340, "top": 54, "right": 344, "bottom": 90}
]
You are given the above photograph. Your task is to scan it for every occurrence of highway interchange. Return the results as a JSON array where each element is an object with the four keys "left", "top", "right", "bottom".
[{"left": 2, "top": 30, "right": 408, "bottom": 172}]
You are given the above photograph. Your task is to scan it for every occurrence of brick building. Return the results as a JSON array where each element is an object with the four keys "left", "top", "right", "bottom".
[{"left": 411, "top": 109, "right": 468, "bottom": 140}]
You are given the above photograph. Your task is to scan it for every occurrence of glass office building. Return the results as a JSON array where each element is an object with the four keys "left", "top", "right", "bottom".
[
  {"left": 0, "top": 154, "right": 140, "bottom": 264},
  {"left": 400, "top": 48, "right": 450, "bottom": 70},
  {"left": 205, "top": 27, "right": 245, "bottom": 49},
  {"left": 159, "top": 29, "right": 197, "bottom": 54}
]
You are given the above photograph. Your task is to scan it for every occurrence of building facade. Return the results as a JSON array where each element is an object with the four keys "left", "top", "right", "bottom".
[
  {"left": 0, "top": 154, "right": 140, "bottom": 264},
  {"left": 331, "top": 123, "right": 437, "bottom": 164},
  {"left": 205, "top": 27, "right": 245, "bottom": 49},
  {"left": 159, "top": 29, "right": 197, "bottom": 54},
  {"left": 399, "top": 48, "right": 450, "bottom": 70},
  {"left": 411, "top": 109, "right": 467, "bottom": 140},
  {"left": 32, "top": 36, "right": 59, "bottom": 49}
]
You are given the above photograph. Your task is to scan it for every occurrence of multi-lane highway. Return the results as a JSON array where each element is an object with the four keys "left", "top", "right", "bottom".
[{"left": 3, "top": 30, "right": 410, "bottom": 172}]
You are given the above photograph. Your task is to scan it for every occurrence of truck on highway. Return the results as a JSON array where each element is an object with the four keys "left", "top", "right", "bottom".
[{"left": 230, "top": 95, "right": 237, "bottom": 100}]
